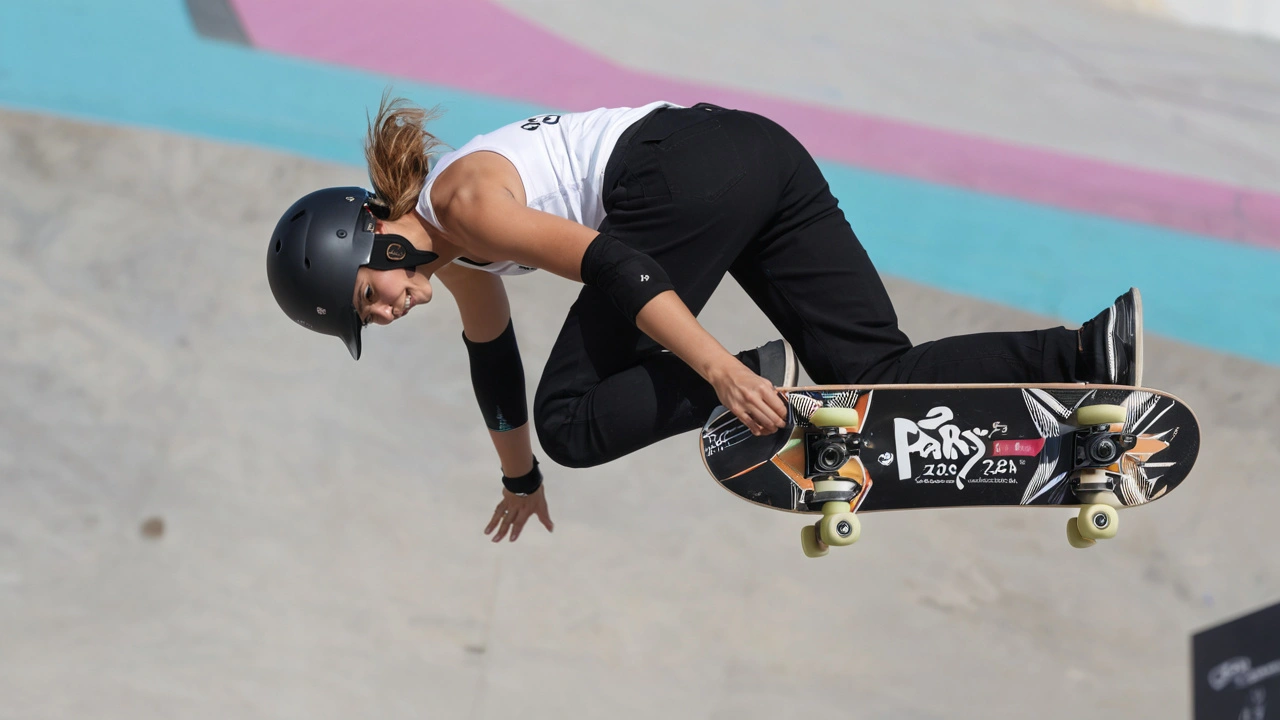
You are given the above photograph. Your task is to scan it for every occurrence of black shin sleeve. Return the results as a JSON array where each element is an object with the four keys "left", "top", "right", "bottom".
[
  {"left": 463, "top": 319, "right": 528, "bottom": 432},
  {"left": 579, "top": 233, "right": 675, "bottom": 321}
]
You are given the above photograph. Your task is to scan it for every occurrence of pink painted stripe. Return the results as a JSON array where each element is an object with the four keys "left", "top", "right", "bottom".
[{"left": 230, "top": 0, "right": 1280, "bottom": 248}]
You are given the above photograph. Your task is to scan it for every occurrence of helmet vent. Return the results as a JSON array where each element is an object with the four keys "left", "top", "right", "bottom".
[
  {"left": 290, "top": 209, "right": 306, "bottom": 222},
  {"left": 304, "top": 258, "right": 311, "bottom": 269},
  {"left": 274, "top": 240, "right": 281, "bottom": 253}
]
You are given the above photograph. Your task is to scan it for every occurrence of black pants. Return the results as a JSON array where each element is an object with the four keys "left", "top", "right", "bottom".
[{"left": 533, "top": 105, "right": 1080, "bottom": 468}]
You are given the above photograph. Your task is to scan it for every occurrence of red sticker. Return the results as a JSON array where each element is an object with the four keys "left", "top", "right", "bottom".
[{"left": 992, "top": 439, "right": 1045, "bottom": 456}]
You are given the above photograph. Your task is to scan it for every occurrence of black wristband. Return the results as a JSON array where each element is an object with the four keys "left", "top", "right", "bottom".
[{"left": 502, "top": 457, "right": 542, "bottom": 495}]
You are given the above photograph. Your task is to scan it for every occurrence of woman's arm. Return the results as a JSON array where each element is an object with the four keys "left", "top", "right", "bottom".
[
  {"left": 633, "top": 290, "right": 785, "bottom": 436},
  {"left": 436, "top": 161, "right": 787, "bottom": 436},
  {"left": 435, "top": 262, "right": 553, "bottom": 542},
  {"left": 435, "top": 262, "right": 536, "bottom": 472}
]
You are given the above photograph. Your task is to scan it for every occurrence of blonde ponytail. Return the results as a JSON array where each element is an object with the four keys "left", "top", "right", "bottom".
[{"left": 364, "top": 90, "right": 445, "bottom": 220}]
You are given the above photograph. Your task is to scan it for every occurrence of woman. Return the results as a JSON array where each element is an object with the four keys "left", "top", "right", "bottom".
[{"left": 266, "top": 95, "right": 1142, "bottom": 543}]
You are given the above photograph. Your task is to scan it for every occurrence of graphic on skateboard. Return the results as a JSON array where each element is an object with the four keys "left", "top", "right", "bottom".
[{"left": 699, "top": 384, "right": 1200, "bottom": 557}]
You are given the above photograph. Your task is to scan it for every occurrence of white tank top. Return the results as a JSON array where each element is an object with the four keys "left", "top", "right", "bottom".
[{"left": 417, "top": 101, "right": 678, "bottom": 276}]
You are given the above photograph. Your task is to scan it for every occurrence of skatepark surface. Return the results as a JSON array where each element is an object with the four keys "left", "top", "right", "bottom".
[{"left": 2, "top": 1, "right": 1279, "bottom": 718}]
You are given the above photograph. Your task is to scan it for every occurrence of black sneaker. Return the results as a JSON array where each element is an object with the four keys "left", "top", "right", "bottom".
[
  {"left": 744, "top": 339, "right": 800, "bottom": 388},
  {"left": 1079, "top": 287, "right": 1143, "bottom": 386}
]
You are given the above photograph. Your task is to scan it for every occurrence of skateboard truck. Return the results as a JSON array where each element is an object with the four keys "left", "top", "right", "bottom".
[
  {"left": 805, "top": 426, "right": 862, "bottom": 477},
  {"left": 810, "top": 478, "right": 862, "bottom": 505},
  {"left": 801, "top": 477, "right": 862, "bottom": 559},
  {"left": 1069, "top": 478, "right": 1116, "bottom": 495},
  {"left": 1072, "top": 427, "right": 1137, "bottom": 471},
  {"left": 799, "top": 406, "right": 865, "bottom": 558},
  {"left": 1064, "top": 404, "right": 1131, "bottom": 549}
]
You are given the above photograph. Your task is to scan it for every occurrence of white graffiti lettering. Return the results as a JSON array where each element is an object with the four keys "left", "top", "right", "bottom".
[
  {"left": 702, "top": 427, "right": 744, "bottom": 458},
  {"left": 894, "top": 406, "right": 990, "bottom": 489}
]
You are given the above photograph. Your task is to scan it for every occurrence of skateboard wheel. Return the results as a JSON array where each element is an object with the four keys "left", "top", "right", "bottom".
[
  {"left": 1065, "top": 517, "right": 1096, "bottom": 549},
  {"left": 1075, "top": 404, "right": 1126, "bottom": 426},
  {"left": 1076, "top": 504, "right": 1119, "bottom": 541},
  {"left": 801, "top": 525, "right": 830, "bottom": 558},
  {"left": 818, "top": 508, "right": 860, "bottom": 547},
  {"left": 810, "top": 407, "right": 860, "bottom": 428}
]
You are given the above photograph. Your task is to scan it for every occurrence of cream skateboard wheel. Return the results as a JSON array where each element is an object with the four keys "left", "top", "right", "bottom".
[
  {"left": 801, "top": 525, "right": 830, "bottom": 558},
  {"left": 1065, "top": 517, "right": 1096, "bottom": 548},
  {"left": 1075, "top": 404, "right": 1127, "bottom": 426},
  {"left": 1077, "top": 503, "right": 1119, "bottom": 540},
  {"left": 818, "top": 501, "right": 860, "bottom": 546}
]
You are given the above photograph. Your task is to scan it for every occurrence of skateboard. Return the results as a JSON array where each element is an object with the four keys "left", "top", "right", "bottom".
[{"left": 699, "top": 384, "right": 1200, "bottom": 557}]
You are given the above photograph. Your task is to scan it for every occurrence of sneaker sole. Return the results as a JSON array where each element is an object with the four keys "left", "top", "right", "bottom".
[
  {"left": 781, "top": 339, "right": 799, "bottom": 387},
  {"left": 1132, "top": 287, "right": 1144, "bottom": 387}
]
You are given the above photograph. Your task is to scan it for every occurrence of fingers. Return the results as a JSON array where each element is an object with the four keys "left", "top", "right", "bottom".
[
  {"left": 485, "top": 502, "right": 506, "bottom": 535},
  {"left": 712, "top": 360, "right": 791, "bottom": 436},
  {"left": 494, "top": 507, "right": 537, "bottom": 542},
  {"left": 736, "top": 409, "right": 766, "bottom": 436},
  {"left": 510, "top": 511, "right": 533, "bottom": 542},
  {"left": 484, "top": 493, "right": 553, "bottom": 543},
  {"left": 765, "top": 385, "right": 788, "bottom": 417},
  {"left": 508, "top": 496, "right": 556, "bottom": 541},
  {"left": 535, "top": 501, "right": 555, "bottom": 533},
  {"left": 736, "top": 385, "right": 788, "bottom": 436},
  {"left": 490, "top": 509, "right": 522, "bottom": 543},
  {"left": 486, "top": 503, "right": 513, "bottom": 542}
]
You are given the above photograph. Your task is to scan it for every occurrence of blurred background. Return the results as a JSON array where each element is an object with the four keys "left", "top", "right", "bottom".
[{"left": 1, "top": 1, "right": 1278, "bottom": 718}]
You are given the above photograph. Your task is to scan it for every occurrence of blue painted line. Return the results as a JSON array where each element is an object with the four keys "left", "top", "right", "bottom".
[
  {"left": 1, "top": 0, "right": 1275, "bottom": 365},
  {"left": 824, "top": 164, "right": 1272, "bottom": 363},
  {"left": 0, "top": 1, "right": 540, "bottom": 164}
]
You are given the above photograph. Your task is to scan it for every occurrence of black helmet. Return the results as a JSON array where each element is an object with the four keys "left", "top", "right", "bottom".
[{"left": 266, "top": 187, "right": 438, "bottom": 360}]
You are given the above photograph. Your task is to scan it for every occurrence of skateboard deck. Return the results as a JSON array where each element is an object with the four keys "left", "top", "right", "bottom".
[{"left": 699, "top": 384, "right": 1200, "bottom": 556}]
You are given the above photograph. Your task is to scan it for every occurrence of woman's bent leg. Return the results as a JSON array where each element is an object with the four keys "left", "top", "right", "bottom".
[
  {"left": 532, "top": 286, "right": 721, "bottom": 468},
  {"left": 728, "top": 111, "right": 1081, "bottom": 385}
]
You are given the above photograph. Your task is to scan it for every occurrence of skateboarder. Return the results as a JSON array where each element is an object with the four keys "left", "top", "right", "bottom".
[{"left": 266, "top": 96, "right": 1142, "bottom": 542}]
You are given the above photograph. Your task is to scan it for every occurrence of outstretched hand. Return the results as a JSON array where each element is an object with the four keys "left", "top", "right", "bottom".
[
  {"left": 711, "top": 359, "right": 789, "bottom": 436},
  {"left": 485, "top": 485, "right": 554, "bottom": 543}
]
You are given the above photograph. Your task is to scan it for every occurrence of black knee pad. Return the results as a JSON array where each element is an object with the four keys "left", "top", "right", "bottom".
[{"left": 533, "top": 404, "right": 605, "bottom": 469}]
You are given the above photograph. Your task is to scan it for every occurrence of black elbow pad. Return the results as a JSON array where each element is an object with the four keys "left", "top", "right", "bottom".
[{"left": 579, "top": 233, "right": 675, "bottom": 321}]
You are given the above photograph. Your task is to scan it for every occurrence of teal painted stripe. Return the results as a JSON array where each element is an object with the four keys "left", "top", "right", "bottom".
[
  {"left": 0, "top": 1, "right": 541, "bottom": 163},
  {"left": 0, "top": 0, "right": 1274, "bottom": 365},
  {"left": 826, "top": 162, "right": 1272, "bottom": 363}
]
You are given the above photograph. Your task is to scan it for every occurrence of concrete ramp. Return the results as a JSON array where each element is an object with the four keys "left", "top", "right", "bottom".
[
  {"left": 1093, "top": 0, "right": 1280, "bottom": 41},
  {"left": 2, "top": 107, "right": 1278, "bottom": 719}
]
